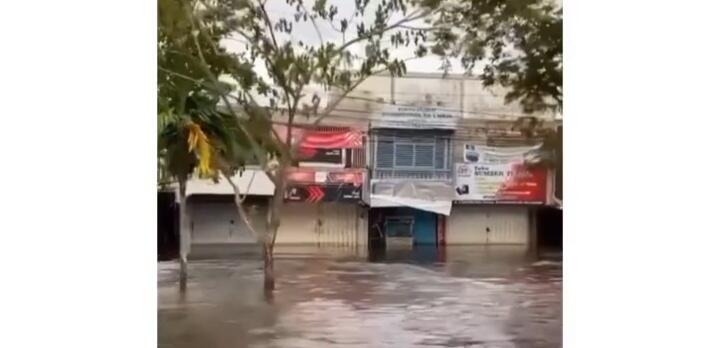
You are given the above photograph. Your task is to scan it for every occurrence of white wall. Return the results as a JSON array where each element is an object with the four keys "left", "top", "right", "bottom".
[
  {"left": 461, "top": 79, "right": 556, "bottom": 121},
  {"left": 324, "top": 73, "right": 555, "bottom": 128},
  {"left": 184, "top": 169, "right": 275, "bottom": 196}
]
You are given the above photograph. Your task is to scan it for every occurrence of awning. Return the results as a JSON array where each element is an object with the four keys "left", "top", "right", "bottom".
[
  {"left": 370, "top": 194, "right": 452, "bottom": 216},
  {"left": 369, "top": 180, "right": 454, "bottom": 216}
]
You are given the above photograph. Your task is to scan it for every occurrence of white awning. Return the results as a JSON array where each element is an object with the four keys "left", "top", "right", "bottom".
[
  {"left": 370, "top": 194, "right": 452, "bottom": 216},
  {"left": 368, "top": 179, "right": 454, "bottom": 215}
]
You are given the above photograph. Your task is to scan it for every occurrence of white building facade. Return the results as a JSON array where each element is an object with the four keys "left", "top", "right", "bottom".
[{"left": 179, "top": 72, "right": 560, "bottom": 256}]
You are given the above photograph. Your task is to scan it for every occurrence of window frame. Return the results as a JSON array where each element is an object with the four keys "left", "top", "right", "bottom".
[{"left": 373, "top": 131, "right": 450, "bottom": 171}]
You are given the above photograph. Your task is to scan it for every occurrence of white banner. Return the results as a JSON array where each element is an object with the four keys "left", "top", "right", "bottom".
[
  {"left": 373, "top": 105, "right": 461, "bottom": 129},
  {"left": 369, "top": 180, "right": 454, "bottom": 215},
  {"left": 456, "top": 163, "right": 510, "bottom": 200},
  {"left": 455, "top": 144, "right": 548, "bottom": 203},
  {"left": 462, "top": 144, "right": 541, "bottom": 164}
]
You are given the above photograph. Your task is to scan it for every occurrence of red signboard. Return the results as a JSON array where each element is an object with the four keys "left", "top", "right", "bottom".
[
  {"left": 273, "top": 125, "right": 363, "bottom": 149},
  {"left": 284, "top": 168, "right": 365, "bottom": 203},
  {"left": 297, "top": 148, "right": 344, "bottom": 163},
  {"left": 285, "top": 168, "right": 364, "bottom": 185},
  {"left": 496, "top": 164, "right": 547, "bottom": 202},
  {"left": 285, "top": 184, "right": 361, "bottom": 203}
]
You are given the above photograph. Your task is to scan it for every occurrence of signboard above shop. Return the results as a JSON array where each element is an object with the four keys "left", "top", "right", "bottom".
[
  {"left": 373, "top": 105, "right": 461, "bottom": 130},
  {"left": 463, "top": 144, "right": 541, "bottom": 164},
  {"left": 297, "top": 148, "right": 344, "bottom": 165},
  {"left": 455, "top": 144, "right": 547, "bottom": 204},
  {"left": 273, "top": 125, "right": 364, "bottom": 149},
  {"left": 454, "top": 163, "right": 546, "bottom": 204},
  {"left": 286, "top": 185, "right": 361, "bottom": 203},
  {"left": 284, "top": 168, "right": 364, "bottom": 203}
]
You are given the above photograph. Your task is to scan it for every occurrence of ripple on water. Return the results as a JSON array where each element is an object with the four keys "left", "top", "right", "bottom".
[{"left": 158, "top": 247, "right": 562, "bottom": 348}]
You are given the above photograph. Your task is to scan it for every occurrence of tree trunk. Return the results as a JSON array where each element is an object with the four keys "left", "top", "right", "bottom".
[
  {"left": 178, "top": 179, "right": 190, "bottom": 290},
  {"left": 262, "top": 241, "right": 275, "bottom": 292},
  {"left": 263, "top": 175, "right": 285, "bottom": 293},
  {"left": 223, "top": 170, "right": 278, "bottom": 292}
]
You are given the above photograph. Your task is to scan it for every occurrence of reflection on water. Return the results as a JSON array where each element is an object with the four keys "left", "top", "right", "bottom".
[{"left": 158, "top": 245, "right": 561, "bottom": 348}]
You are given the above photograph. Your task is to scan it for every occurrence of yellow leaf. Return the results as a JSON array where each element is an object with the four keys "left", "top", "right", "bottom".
[
  {"left": 186, "top": 121, "right": 214, "bottom": 177},
  {"left": 187, "top": 123, "right": 201, "bottom": 152}
]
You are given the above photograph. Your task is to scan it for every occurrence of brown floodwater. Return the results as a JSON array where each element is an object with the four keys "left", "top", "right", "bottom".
[{"left": 158, "top": 245, "right": 562, "bottom": 348}]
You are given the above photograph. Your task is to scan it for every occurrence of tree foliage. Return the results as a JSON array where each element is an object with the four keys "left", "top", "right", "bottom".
[
  {"left": 428, "top": 0, "right": 562, "bottom": 113},
  {"left": 214, "top": 0, "right": 430, "bottom": 127},
  {"left": 158, "top": 0, "right": 276, "bottom": 185},
  {"left": 158, "top": 0, "right": 436, "bottom": 180},
  {"left": 157, "top": 0, "right": 445, "bottom": 287}
]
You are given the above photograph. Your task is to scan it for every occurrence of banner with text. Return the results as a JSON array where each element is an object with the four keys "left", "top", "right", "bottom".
[
  {"left": 273, "top": 125, "right": 363, "bottom": 149},
  {"left": 454, "top": 163, "right": 546, "bottom": 203},
  {"left": 373, "top": 105, "right": 461, "bottom": 129},
  {"left": 462, "top": 144, "right": 541, "bottom": 164},
  {"left": 284, "top": 168, "right": 364, "bottom": 203}
]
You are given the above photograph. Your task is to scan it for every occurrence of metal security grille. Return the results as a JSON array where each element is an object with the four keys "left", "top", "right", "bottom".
[{"left": 371, "top": 129, "right": 453, "bottom": 179}]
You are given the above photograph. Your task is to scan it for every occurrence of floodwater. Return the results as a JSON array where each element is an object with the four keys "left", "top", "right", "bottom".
[{"left": 158, "top": 245, "right": 562, "bottom": 348}]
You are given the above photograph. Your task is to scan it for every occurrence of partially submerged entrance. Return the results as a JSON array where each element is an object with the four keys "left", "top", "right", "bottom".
[{"left": 369, "top": 207, "right": 445, "bottom": 248}]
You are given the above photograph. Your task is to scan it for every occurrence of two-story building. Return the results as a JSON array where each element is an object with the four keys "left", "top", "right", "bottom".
[
  {"left": 327, "top": 72, "right": 559, "bottom": 249},
  {"left": 364, "top": 105, "right": 460, "bottom": 247},
  {"left": 169, "top": 72, "right": 560, "bottom": 258}
]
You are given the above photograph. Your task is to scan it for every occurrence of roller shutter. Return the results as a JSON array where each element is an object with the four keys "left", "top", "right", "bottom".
[{"left": 447, "top": 206, "right": 529, "bottom": 244}]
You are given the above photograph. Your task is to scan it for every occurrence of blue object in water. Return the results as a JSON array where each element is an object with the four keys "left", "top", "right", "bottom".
[{"left": 411, "top": 209, "right": 437, "bottom": 245}]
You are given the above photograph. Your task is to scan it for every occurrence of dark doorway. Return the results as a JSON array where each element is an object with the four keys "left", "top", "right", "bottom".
[
  {"left": 158, "top": 191, "right": 179, "bottom": 261},
  {"left": 537, "top": 206, "right": 562, "bottom": 250},
  {"left": 368, "top": 207, "right": 440, "bottom": 250}
]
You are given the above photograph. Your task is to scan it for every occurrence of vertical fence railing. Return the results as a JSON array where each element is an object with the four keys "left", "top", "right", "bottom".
[{"left": 372, "top": 169, "right": 452, "bottom": 181}]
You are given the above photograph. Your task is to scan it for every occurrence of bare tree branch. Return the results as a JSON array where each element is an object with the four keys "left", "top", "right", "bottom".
[
  {"left": 313, "top": 56, "right": 422, "bottom": 127},
  {"left": 258, "top": 1, "right": 301, "bottom": 126},
  {"left": 258, "top": 1, "right": 280, "bottom": 51},
  {"left": 397, "top": 24, "right": 446, "bottom": 31},
  {"left": 222, "top": 171, "right": 263, "bottom": 243},
  {"left": 335, "top": 9, "right": 433, "bottom": 53},
  {"left": 286, "top": 55, "right": 422, "bottom": 157},
  {"left": 158, "top": 67, "right": 245, "bottom": 105},
  {"left": 298, "top": 2, "right": 324, "bottom": 46}
]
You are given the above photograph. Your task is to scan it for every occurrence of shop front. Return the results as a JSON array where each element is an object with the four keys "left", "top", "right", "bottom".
[
  {"left": 277, "top": 167, "right": 368, "bottom": 247},
  {"left": 367, "top": 178, "right": 452, "bottom": 248},
  {"left": 272, "top": 125, "right": 369, "bottom": 247},
  {"left": 365, "top": 105, "right": 460, "bottom": 249},
  {"left": 449, "top": 144, "right": 548, "bottom": 245}
]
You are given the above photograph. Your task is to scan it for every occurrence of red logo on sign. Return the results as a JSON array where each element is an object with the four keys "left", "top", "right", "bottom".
[{"left": 306, "top": 185, "right": 325, "bottom": 203}]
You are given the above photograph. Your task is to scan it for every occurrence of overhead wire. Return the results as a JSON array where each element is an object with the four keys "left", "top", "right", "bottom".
[
  {"left": 230, "top": 81, "right": 554, "bottom": 118},
  {"left": 234, "top": 96, "right": 551, "bottom": 120}
]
